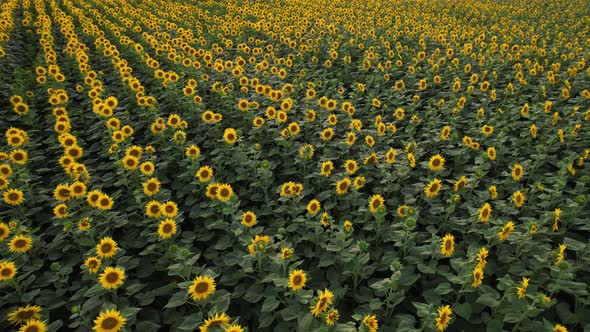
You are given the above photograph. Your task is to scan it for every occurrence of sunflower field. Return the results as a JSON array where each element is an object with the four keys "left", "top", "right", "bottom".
[{"left": 0, "top": 0, "right": 589, "bottom": 331}]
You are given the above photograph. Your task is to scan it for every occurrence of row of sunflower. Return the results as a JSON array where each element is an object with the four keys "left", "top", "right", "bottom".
[{"left": 1, "top": 0, "right": 589, "bottom": 331}]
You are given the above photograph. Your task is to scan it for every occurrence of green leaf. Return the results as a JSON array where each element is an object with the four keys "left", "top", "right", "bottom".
[
  {"left": 164, "top": 291, "right": 187, "bottom": 308},
  {"left": 262, "top": 296, "right": 280, "bottom": 312}
]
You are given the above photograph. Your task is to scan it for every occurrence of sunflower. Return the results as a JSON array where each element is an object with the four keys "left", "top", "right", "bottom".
[
  {"left": 512, "top": 191, "right": 525, "bottom": 208},
  {"left": 476, "top": 247, "right": 489, "bottom": 269},
  {"left": 53, "top": 184, "right": 71, "bottom": 201},
  {"left": 93, "top": 309, "right": 126, "bottom": 332},
  {"left": 345, "top": 132, "right": 356, "bottom": 145},
  {"left": 9, "top": 235, "right": 33, "bottom": 253},
  {"left": 188, "top": 275, "right": 216, "bottom": 301},
  {"left": 225, "top": 324, "right": 244, "bottom": 332},
  {"left": 205, "top": 183, "right": 219, "bottom": 199},
  {"left": 241, "top": 211, "right": 257, "bottom": 227},
  {"left": 53, "top": 203, "right": 68, "bottom": 218},
  {"left": 486, "top": 146, "right": 497, "bottom": 160},
  {"left": 344, "top": 160, "right": 357, "bottom": 174},
  {"left": 84, "top": 256, "right": 101, "bottom": 273},
  {"left": 248, "top": 234, "right": 271, "bottom": 254},
  {"left": 424, "top": 179, "right": 442, "bottom": 198},
  {"left": 145, "top": 200, "right": 162, "bottom": 217},
  {"left": 9, "top": 149, "right": 27, "bottom": 165},
  {"left": 161, "top": 201, "right": 178, "bottom": 218},
  {"left": 481, "top": 125, "right": 494, "bottom": 136},
  {"left": 99, "top": 266, "right": 125, "bottom": 290},
  {"left": 321, "top": 128, "right": 334, "bottom": 141},
  {"left": 0, "top": 222, "right": 10, "bottom": 241},
  {"left": 4, "top": 188, "right": 24, "bottom": 205},
  {"left": 0, "top": 176, "right": 10, "bottom": 190},
  {"left": 350, "top": 176, "right": 364, "bottom": 189},
  {"left": 121, "top": 155, "right": 138, "bottom": 170},
  {"left": 512, "top": 164, "right": 524, "bottom": 181},
  {"left": 488, "top": 185, "right": 498, "bottom": 199},
  {"left": 498, "top": 221, "right": 515, "bottom": 241},
  {"left": 368, "top": 194, "right": 384, "bottom": 213},
  {"left": 287, "top": 122, "right": 300, "bottom": 136},
  {"left": 516, "top": 277, "right": 529, "bottom": 299},
  {"left": 320, "top": 161, "right": 334, "bottom": 176},
  {"left": 453, "top": 176, "right": 468, "bottom": 192},
  {"left": 185, "top": 145, "right": 201, "bottom": 160},
  {"left": 310, "top": 288, "right": 334, "bottom": 317},
  {"left": 386, "top": 148, "right": 397, "bottom": 164},
  {"left": 335, "top": 178, "right": 351, "bottom": 195},
  {"left": 7, "top": 304, "right": 43, "bottom": 325},
  {"left": 0, "top": 261, "right": 17, "bottom": 281},
  {"left": 440, "top": 234, "right": 454, "bottom": 256},
  {"left": 306, "top": 199, "right": 321, "bottom": 215},
  {"left": 553, "top": 208, "right": 561, "bottom": 231},
  {"left": 196, "top": 166, "right": 214, "bottom": 183},
  {"left": 326, "top": 309, "right": 339, "bottom": 326},
  {"left": 280, "top": 247, "right": 293, "bottom": 260},
  {"left": 18, "top": 319, "right": 47, "bottom": 332},
  {"left": 198, "top": 312, "right": 230, "bottom": 332},
  {"left": 223, "top": 128, "right": 238, "bottom": 144},
  {"left": 216, "top": 184, "right": 234, "bottom": 202},
  {"left": 554, "top": 324, "right": 569, "bottom": 332},
  {"left": 69, "top": 181, "right": 87, "bottom": 198},
  {"left": 0, "top": 163, "right": 13, "bottom": 177},
  {"left": 472, "top": 266, "right": 484, "bottom": 288},
  {"left": 96, "top": 237, "right": 118, "bottom": 258},
  {"left": 86, "top": 190, "right": 102, "bottom": 207},
  {"left": 435, "top": 305, "right": 453, "bottom": 331},
  {"left": 139, "top": 161, "right": 155, "bottom": 175},
  {"left": 288, "top": 269, "right": 307, "bottom": 291},
  {"left": 96, "top": 194, "right": 114, "bottom": 210},
  {"left": 143, "top": 178, "right": 161, "bottom": 196},
  {"left": 428, "top": 154, "right": 445, "bottom": 171},
  {"left": 362, "top": 314, "right": 379, "bottom": 332},
  {"left": 158, "top": 219, "right": 177, "bottom": 239},
  {"left": 478, "top": 203, "right": 492, "bottom": 223}
]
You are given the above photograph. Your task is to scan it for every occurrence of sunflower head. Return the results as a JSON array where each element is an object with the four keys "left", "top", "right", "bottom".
[{"left": 188, "top": 275, "right": 216, "bottom": 301}]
